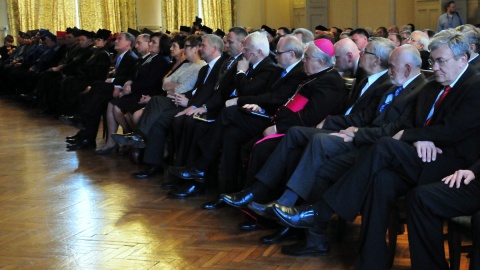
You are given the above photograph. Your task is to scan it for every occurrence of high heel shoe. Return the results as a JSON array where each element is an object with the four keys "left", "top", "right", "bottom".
[{"left": 95, "top": 144, "right": 119, "bottom": 155}]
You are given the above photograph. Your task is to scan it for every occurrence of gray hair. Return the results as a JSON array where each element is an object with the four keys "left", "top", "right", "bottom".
[
  {"left": 202, "top": 34, "right": 224, "bottom": 52},
  {"left": 397, "top": 44, "right": 422, "bottom": 68},
  {"left": 246, "top": 32, "right": 270, "bottom": 57},
  {"left": 411, "top": 30, "right": 430, "bottom": 51},
  {"left": 120, "top": 32, "right": 136, "bottom": 48},
  {"left": 368, "top": 37, "right": 396, "bottom": 69},
  {"left": 307, "top": 42, "right": 335, "bottom": 66},
  {"left": 456, "top": 24, "right": 480, "bottom": 54},
  {"left": 292, "top": 28, "right": 314, "bottom": 44},
  {"left": 279, "top": 35, "right": 304, "bottom": 59},
  {"left": 401, "top": 30, "right": 411, "bottom": 37},
  {"left": 429, "top": 29, "right": 470, "bottom": 59}
]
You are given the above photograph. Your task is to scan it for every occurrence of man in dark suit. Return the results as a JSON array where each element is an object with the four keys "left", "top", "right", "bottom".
[
  {"left": 222, "top": 37, "right": 394, "bottom": 202},
  {"left": 171, "top": 27, "right": 249, "bottom": 168},
  {"left": 407, "top": 163, "right": 480, "bottom": 269},
  {"left": 169, "top": 35, "right": 307, "bottom": 198},
  {"left": 456, "top": 24, "right": 480, "bottom": 71},
  {"left": 112, "top": 34, "right": 226, "bottom": 176},
  {"left": 53, "top": 29, "right": 112, "bottom": 117},
  {"left": 222, "top": 42, "right": 419, "bottom": 243},
  {"left": 333, "top": 38, "right": 366, "bottom": 82},
  {"left": 168, "top": 31, "right": 278, "bottom": 200},
  {"left": 271, "top": 30, "right": 480, "bottom": 269},
  {"left": 62, "top": 32, "right": 138, "bottom": 150}
]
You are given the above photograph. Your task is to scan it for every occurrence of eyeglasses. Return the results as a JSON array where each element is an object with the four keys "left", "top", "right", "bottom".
[
  {"left": 428, "top": 56, "right": 454, "bottom": 66},
  {"left": 275, "top": 50, "right": 292, "bottom": 55},
  {"left": 407, "top": 37, "right": 418, "bottom": 43},
  {"left": 361, "top": 50, "right": 377, "bottom": 57}
]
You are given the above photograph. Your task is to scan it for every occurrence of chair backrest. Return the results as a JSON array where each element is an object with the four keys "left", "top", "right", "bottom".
[
  {"left": 448, "top": 212, "right": 478, "bottom": 270},
  {"left": 420, "top": 69, "right": 435, "bottom": 79},
  {"left": 342, "top": 77, "right": 356, "bottom": 92}
]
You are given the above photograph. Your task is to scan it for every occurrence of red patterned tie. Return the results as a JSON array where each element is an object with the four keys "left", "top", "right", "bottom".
[{"left": 425, "top": 85, "right": 452, "bottom": 126}]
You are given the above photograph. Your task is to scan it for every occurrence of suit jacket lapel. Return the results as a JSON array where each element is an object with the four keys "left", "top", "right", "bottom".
[{"left": 271, "top": 61, "right": 302, "bottom": 88}]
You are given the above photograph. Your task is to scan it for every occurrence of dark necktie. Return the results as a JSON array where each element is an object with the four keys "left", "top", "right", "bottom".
[
  {"left": 215, "top": 57, "right": 235, "bottom": 90},
  {"left": 379, "top": 86, "right": 404, "bottom": 113},
  {"left": 425, "top": 85, "right": 452, "bottom": 126}
]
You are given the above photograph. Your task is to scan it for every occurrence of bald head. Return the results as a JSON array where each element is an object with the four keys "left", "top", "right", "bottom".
[
  {"left": 388, "top": 44, "right": 422, "bottom": 86},
  {"left": 334, "top": 38, "right": 361, "bottom": 73}
]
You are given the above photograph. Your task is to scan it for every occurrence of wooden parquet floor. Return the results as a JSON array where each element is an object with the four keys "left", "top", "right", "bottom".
[{"left": 0, "top": 98, "right": 472, "bottom": 269}]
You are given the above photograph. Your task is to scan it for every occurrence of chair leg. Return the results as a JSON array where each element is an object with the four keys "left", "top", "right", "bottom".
[{"left": 448, "top": 220, "right": 462, "bottom": 270}]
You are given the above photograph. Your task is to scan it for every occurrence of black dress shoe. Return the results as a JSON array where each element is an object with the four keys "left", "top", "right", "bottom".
[
  {"left": 261, "top": 226, "right": 302, "bottom": 244},
  {"left": 65, "top": 134, "right": 80, "bottom": 140},
  {"left": 238, "top": 220, "right": 257, "bottom": 230},
  {"left": 169, "top": 167, "right": 205, "bottom": 180},
  {"left": 132, "top": 165, "right": 163, "bottom": 179},
  {"left": 201, "top": 197, "right": 225, "bottom": 210},
  {"left": 60, "top": 115, "right": 85, "bottom": 130},
  {"left": 66, "top": 139, "right": 96, "bottom": 151},
  {"left": 66, "top": 137, "right": 80, "bottom": 144},
  {"left": 281, "top": 231, "right": 330, "bottom": 256},
  {"left": 273, "top": 204, "right": 316, "bottom": 229},
  {"left": 111, "top": 132, "right": 145, "bottom": 148},
  {"left": 161, "top": 179, "right": 182, "bottom": 189},
  {"left": 247, "top": 201, "right": 278, "bottom": 220},
  {"left": 95, "top": 144, "right": 119, "bottom": 155},
  {"left": 168, "top": 183, "right": 205, "bottom": 198},
  {"left": 221, "top": 189, "right": 255, "bottom": 208}
]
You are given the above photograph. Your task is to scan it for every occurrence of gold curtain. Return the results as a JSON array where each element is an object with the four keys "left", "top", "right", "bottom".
[
  {"left": 78, "top": 0, "right": 137, "bottom": 33},
  {"left": 162, "top": 0, "right": 198, "bottom": 32},
  {"left": 201, "top": 0, "right": 232, "bottom": 32},
  {"left": 6, "top": 0, "right": 76, "bottom": 42}
]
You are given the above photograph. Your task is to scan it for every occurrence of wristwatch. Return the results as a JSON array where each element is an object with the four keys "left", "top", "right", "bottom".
[{"left": 202, "top": 104, "right": 208, "bottom": 111}]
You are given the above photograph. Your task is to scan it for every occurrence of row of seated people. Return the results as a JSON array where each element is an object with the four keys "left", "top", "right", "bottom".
[
  {"left": 3, "top": 22, "right": 480, "bottom": 269},
  {"left": 92, "top": 25, "right": 480, "bottom": 268}
]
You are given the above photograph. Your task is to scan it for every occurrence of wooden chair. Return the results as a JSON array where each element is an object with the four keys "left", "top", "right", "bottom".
[
  {"left": 448, "top": 211, "right": 479, "bottom": 270},
  {"left": 342, "top": 77, "right": 356, "bottom": 92}
]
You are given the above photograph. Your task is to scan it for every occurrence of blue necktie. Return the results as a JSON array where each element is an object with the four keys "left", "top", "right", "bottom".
[
  {"left": 115, "top": 55, "right": 122, "bottom": 70},
  {"left": 379, "top": 86, "right": 403, "bottom": 113},
  {"left": 281, "top": 70, "right": 287, "bottom": 78}
]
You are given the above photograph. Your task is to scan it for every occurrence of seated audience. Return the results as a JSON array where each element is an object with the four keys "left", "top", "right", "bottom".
[
  {"left": 111, "top": 34, "right": 226, "bottom": 175},
  {"left": 96, "top": 33, "right": 171, "bottom": 154},
  {"left": 61, "top": 32, "right": 138, "bottom": 151},
  {"left": 264, "top": 29, "right": 480, "bottom": 268},
  {"left": 168, "top": 35, "right": 307, "bottom": 198}
]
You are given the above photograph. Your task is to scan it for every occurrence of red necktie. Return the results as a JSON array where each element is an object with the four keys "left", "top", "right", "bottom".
[{"left": 425, "top": 86, "right": 452, "bottom": 126}]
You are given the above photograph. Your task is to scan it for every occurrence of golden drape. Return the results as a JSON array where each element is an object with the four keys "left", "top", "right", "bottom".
[
  {"left": 78, "top": 0, "right": 137, "bottom": 33},
  {"left": 6, "top": 0, "right": 136, "bottom": 42},
  {"left": 6, "top": 0, "right": 76, "bottom": 41},
  {"left": 162, "top": 0, "right": 198, "bottom": 32},
  {"left": 201, "top": 0, "right": 232, "bottom": 32}
]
